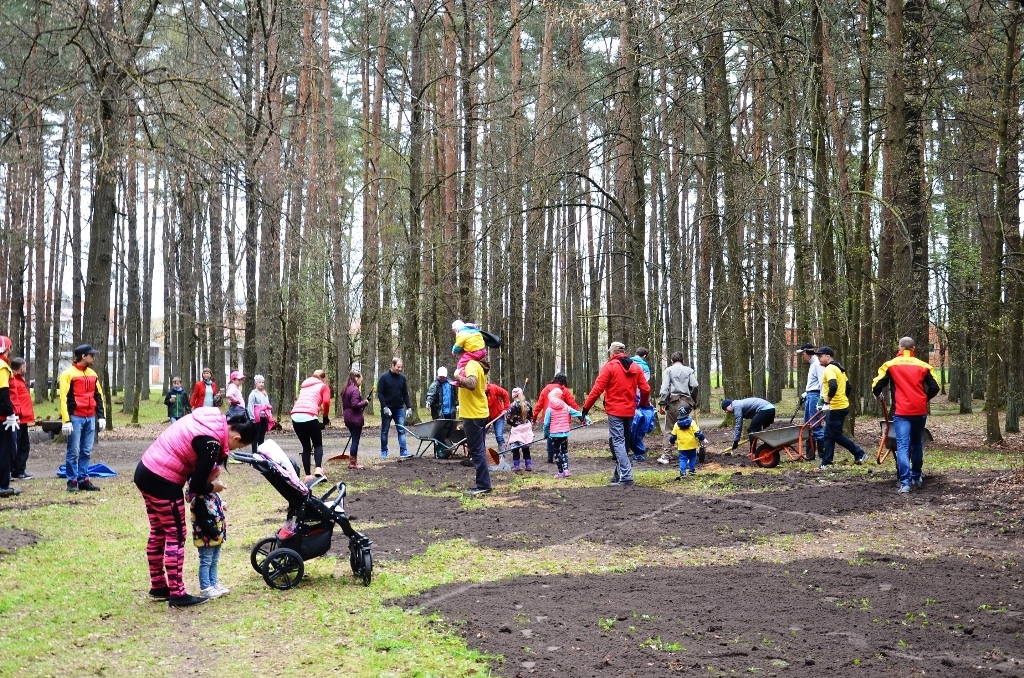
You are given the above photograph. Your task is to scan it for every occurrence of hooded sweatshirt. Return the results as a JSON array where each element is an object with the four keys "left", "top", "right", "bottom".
[{"left": 543, "top": 394, "right": 583, "bottom": 438}]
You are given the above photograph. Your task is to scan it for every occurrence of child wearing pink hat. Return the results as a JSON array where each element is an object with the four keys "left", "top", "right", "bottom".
[{"left": 225, "top": 371, "right": 246, "bottom": 409}]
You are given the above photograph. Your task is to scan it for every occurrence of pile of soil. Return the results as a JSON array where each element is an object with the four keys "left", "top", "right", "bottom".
[
  {"left": 403, "top": 555, "right": 1024, "bottom": 677},
  {"left": 0, "top": 526, "right": 39, "bottom": 559}
]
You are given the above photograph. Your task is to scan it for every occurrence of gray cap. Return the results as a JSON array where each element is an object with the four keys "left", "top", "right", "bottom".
[{"left": 608, "top": 341, "right": 626, "bottom": 354}]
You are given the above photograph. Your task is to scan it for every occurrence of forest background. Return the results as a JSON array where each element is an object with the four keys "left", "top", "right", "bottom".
[{"left": 0, "top": 0, "right": 1021, "bottom": 442}]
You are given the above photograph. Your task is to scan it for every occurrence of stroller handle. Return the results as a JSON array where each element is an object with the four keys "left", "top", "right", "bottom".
[{"left": 229, "top": 451, "right": 257, "bottom": 464}]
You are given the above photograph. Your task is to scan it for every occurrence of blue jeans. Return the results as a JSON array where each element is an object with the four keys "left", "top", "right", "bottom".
[
  {"left": 493, "top": 418, "right": 506, "bottom": 449},
  {"left": 803, "top": 392, "right": 825, "bottom": 440},
  {"left": 66, "top": 415, "right": 95, "bottom": 483},
  {"left": 607, "top": 415, "right": 634, "bottom": 483},
  {"left": 679, "top": 449, "right": 697, "bottom": 475},
  {"left": 197, "top": 545, "right": 221, "bottom": 590},
  {"left": 169, "top": 417, "right": 179, "bottom": 425},
  {"left": 893, "top": 415, "right": 927, "bottom": 487},
  {"left": 820, "top": 408, "right": 864, "bottom": 465},
  {"left": 380, "top": 408, "right": 408, "bottom": 457},
  {"left": 464, "top": 417, "right": 491, "bottom": 490}
]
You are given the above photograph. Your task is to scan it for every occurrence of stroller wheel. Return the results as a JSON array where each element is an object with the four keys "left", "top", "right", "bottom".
[
  {"left": 350, "top": 540, "right": 374, "bottom": 586},
  {"left": 261, "top": 548, "right": 304, "bottom": 590},
  {"left": 250, "top": 537, "right": 279, "bottom": 574}
]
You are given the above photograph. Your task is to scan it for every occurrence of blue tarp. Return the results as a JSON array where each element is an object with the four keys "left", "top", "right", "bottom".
[
  {"left": 631, "top": 405, "right": 657, "bottom": 440},
  {"left": 56, "top": 463, "right": 118, "bottom": 479}
]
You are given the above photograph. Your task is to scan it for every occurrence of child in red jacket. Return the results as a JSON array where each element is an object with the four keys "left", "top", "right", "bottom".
[{"left": 10, "top": 358, "right": 35, "bottom": 480}]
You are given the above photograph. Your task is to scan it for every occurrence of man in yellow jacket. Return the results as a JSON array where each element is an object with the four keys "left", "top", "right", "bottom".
[
  {"left": 815, "top": 347, "right": 867, "bottom": 469},
  {"left": 59, "top": 344, "right": 106, "bottom": 492}
]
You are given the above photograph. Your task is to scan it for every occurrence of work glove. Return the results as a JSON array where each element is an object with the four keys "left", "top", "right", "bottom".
[
  {"left": 62, "top": 421, "right": 73, "bottom": 436},
  {"left": 382, "top": 407, "right": 392, "bottom": 418},
  {"left": 97, "top": 418, "right": 106, "bottom": 431},
  {"left": 3, "top": 414, "right": 18, "bottom": 432},
  {"left": 581, "top": 407, "right": 590, "bottom": 418},
  {"left": 799, "top": 392, "right": 807, "bottom": 406},
  {"left": 817, "top": 402, "right": 830, "bottom": 412},
  {"left": 405, "top": 408, "right": 413, "bottom": 419},
  {"left": 321, "top": 416, "right": 330, "bottom": 430},
  {"left": 731, "top": 440, "right": 739, "bottom": 451}
]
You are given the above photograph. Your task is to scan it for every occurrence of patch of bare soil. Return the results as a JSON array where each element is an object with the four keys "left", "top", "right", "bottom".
[
  {"left": 403, "top": 555, "right": 1024, "bottom": 677},
  {"left": 0, "top": 526, "right": 39, "bottom": 559}
]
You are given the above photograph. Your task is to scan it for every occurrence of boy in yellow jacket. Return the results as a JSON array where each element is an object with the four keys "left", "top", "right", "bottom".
[{"left": 669, "top": 406, "right": 705, "bottom": 478}]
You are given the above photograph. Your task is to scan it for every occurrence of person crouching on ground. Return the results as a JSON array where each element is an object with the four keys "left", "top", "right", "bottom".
[
  {"left": 10, "top": 357, "right": 35, "bottom": 481},
  {"left": 721, "top": 397, "right": 775, "bottom": 452},
  {"left": 670, "top": 406, "right": 705, "bottom": 479},
  {"left": 342, "top": 370, "right": 369, "bottom": 470},
  {"left": 189, "top": 464, "right": 229, "bottom": 599},
  {"left": 543, "top": 388, "right": 588, "bottom": 479},
  {"left": 506, "top": 387, "right": 535, "bottom": 471}
]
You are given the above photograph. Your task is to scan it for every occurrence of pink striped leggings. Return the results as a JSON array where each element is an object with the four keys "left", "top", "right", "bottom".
[{"left": 140, "top": 492, "right": 187, "bottom": 597}]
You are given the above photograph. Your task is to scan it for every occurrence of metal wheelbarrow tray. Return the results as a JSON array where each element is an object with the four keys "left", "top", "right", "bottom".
[
  {"left": 397, "top": 419, "right": 467, "bottom": 459},
  {"left": 746, "top": 411, "right": 825, "bottom": 468}
]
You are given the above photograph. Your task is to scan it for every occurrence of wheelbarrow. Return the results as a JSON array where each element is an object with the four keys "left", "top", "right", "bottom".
[
  {"left": 875, "top": 397, "right": 933, "bottom": 464},
  {"left": 746, "top": 411, "right": 826, "bottom": 468},
  {"left": 396, "top": 418, "right": 467, "bottom": 459}
]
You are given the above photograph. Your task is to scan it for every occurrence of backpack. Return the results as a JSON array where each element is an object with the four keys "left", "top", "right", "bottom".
[{"left": 480, "top": 329, "right": 502, "bottom": 349}]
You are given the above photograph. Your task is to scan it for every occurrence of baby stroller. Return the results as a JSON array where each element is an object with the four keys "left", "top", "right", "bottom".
[{"left": 230, "top": 441, "right": 373, "bottom": 590}]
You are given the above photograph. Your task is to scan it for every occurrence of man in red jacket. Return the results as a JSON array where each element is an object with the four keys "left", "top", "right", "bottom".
[
  {"left": 486, "top": 383, "right": 511, "bottom": 451},
  {"left": 582, "top": 341, "right": 651, "bottom": 486},
  {"left": 9, "top": 357, "right": 35, "bottom": 480},
  {"left": 872, "top": 336, "right": 939, "bottom": 494}
]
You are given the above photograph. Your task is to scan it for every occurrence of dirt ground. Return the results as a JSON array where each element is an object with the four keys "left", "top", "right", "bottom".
[
  {"left": 0, "top": 526, "right": 39, "bottom": 559},
  {"left": 12, "top": 415, "right": 1024, "bottom": 676}
]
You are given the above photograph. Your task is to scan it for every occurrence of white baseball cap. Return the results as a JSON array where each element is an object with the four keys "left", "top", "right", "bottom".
[{"left": 437, "top": 366, "right": 448, "bottom": 378}]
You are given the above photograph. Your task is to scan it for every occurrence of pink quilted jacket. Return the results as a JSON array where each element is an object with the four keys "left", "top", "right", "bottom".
[
  {"left": 141, "top": 407, "right": 230, "bottom": 486},
  {"left": 291, "top": 377, "right": 332, "bottom": 418}
]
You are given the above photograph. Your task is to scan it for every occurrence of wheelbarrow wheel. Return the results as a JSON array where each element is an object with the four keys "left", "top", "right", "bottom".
[
  {"left": 261, "top": 548, "right": 304, "bottom": 590},
  {"left": 250, "top": 536, "right": 279, "bottom": 574},
  {"left": 753, "top": 444, "right": 781, "bottom": 469}
]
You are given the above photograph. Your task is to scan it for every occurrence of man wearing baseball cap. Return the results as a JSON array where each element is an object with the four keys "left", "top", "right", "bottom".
[
  {"left": 815, "top": 346, "right": 867, "bottom": 469},
  {"left": 426, "top": 366, "right": 458, "bottom": 420},
  {"left": 0, "top": 336, "right": 21, "bottom": 497},
  {"left": 59, "top": 344, "right": 106, "bottom": 492},
  {"left": 581, "top": 341, "right": 651, "bottom": 486},
  {"left": 795, "top": 342, "right": 826, "bottom": 460}
]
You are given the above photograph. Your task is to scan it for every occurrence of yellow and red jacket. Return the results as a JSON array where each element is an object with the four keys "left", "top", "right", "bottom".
[
  {"left": 59, "top": 363, "right": 105, "bottom": 422},
  {"left": 871, "top": 349, "right": 939, "bottom": 417},
  {"left": 0, "top": 356, "right": 13, "bottom": 419}
]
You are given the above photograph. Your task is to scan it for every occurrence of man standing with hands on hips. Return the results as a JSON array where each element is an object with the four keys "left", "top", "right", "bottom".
[
  {"left": 377, "top": 358, "right": 412, "bottom": 458},
  {"left": 59, "top": 344, "right": 105, "bottom": 492}
]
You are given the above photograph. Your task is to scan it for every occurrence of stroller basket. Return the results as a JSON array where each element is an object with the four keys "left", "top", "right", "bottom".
[{"left": 231, "top": 442, "right": 374, "bottom": 590}]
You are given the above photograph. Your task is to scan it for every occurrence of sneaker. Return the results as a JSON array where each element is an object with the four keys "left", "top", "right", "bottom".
[
  {"left": 201, "top": 586, "right": 224, "bottom": 599},
  {"left": 675, "top": 474, "right": 686, "bottom": 481},
  {"left": 459, "top": 458, "right": 474, "bottom": 467},
  {"left": 524, "top": 460, "right": 533, "bottom": 471},
  {"left": 854, "top": 451, "right": 867, "bottom": 465},
  {"left": 912, "top": 477, "right": 923, "bottom": 488},
  {"left": 380, "top": 451, "right": 389, "bottom": 459},
  {"left": 12, "top": 473, "right": 32, "bottom": 480},
  {"left": 66, "top": 481, "right": 79, "bottom": 493},
  {"left": 314, "top": 467, "right": 325, "bottom": 478},
  {"left": 148, "top": 586, "right": 171, "bottom": 601},
  {"left": 657, "top": 454, "right": 670, "bottom": 465},
  {"left": 0, "top": 487, "right": 21, "bottom": 497},
  {"left": 562, "top": 469, "right": 571, "bottom": 478},
  {"left": 555, "top": 472, "right": 565, "bottom": 479},
  {"left": 608, "top": 479, "right": 635, "bottom": 487},
  {"left": 399, "top": 452, "right": 412, "bottom": 458},
  {"left": 633, "top": 455, "right": 647, "bottom": 462},
  {"left": 168, "top": 594, "right": 209, "bottom": 608},
  {"left": 348, "top": 460, "right": 364, "bottom": 470},
  {"left": 898, "top": 484, "right": 912, "bottom": 494},
  {"left": 79, "top": 480, "right": 100, "bottom": 492},
  {"left": 214, "top": 584, "right": 231, "bottom": 596},
  {"left": 465, "top": 487, "right": 492, "bottom": 497},
  {"left": 818, "top": 463, "right": 833, "bottom": 470}
]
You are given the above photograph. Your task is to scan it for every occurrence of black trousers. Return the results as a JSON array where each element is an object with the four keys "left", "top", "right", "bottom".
[
  {"left": 292, "top": 419, "right": 324, "bottom": 474},
  {"left": 12, "top": 424, "right": 30, "bottom": 476}
]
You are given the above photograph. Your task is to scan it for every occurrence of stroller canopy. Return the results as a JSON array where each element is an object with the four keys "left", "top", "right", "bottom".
[{"left": 255, "top": 441, "right": 309, "bottom": 498}]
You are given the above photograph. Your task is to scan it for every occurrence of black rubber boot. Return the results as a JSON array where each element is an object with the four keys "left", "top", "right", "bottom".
[
  {"left": 814, "top": 439, "right": 825, "bottom": 462},
  {"left": 804, "top": 438, "right": 815, "bottom": 461}
]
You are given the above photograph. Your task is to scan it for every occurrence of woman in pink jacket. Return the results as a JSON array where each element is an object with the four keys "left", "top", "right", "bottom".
[
  {"left": 290, "top": 369, "right": 332, "bottom": 481},
  {"left": 133, "top": 406, "right": 258, "bottom": 608}
]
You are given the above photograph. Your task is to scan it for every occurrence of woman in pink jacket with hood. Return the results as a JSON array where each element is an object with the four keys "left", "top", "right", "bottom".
[
  {"left": 134, "top": 406, "right": 259, "bottom": 608},
  {"left": 290, "top": 369, "right": 332, "bottom": 481}
]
